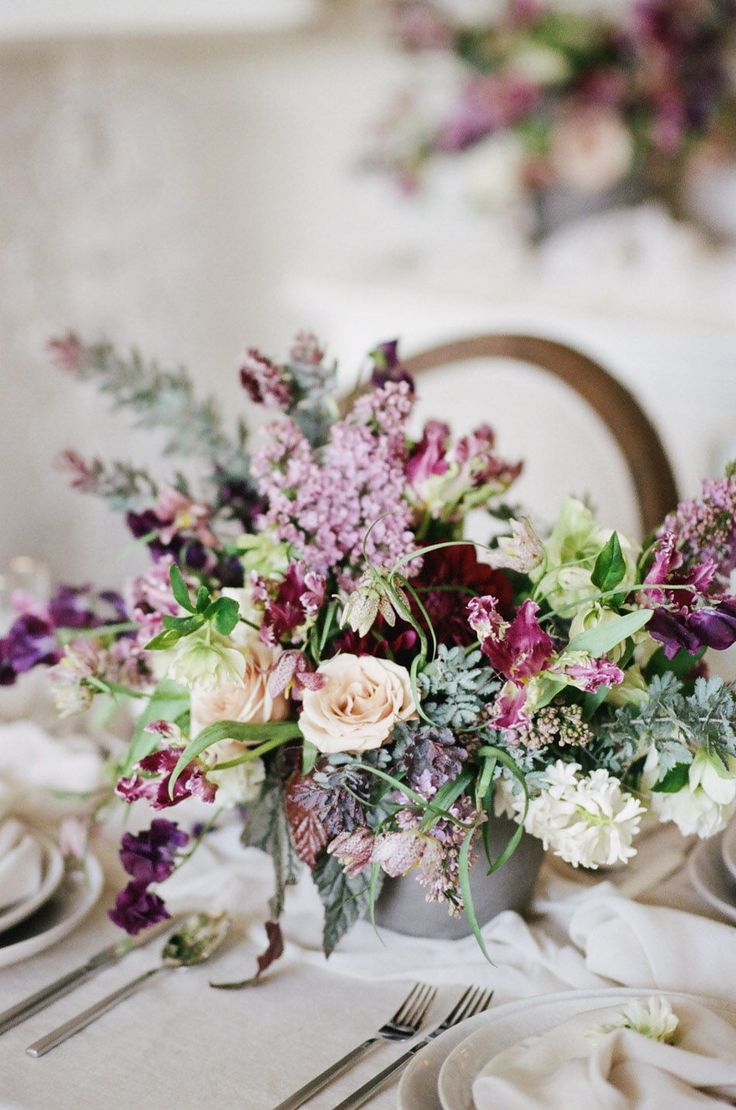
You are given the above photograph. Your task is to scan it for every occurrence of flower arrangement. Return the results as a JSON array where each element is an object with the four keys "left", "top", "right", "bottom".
[
  {"left": 3, "top": 333, "right": 736, "bottom": 975},
  {"left": 370, "top": 0, "right": 736, "bottom": 223}
]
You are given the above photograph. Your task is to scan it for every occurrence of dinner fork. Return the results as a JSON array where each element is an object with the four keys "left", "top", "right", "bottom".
[
  {"left": 331, "top": 985, "right": 494, "bottom": 1110},
  {"left": 273, "top": 982, "right": 436, "bottom": 1110}
]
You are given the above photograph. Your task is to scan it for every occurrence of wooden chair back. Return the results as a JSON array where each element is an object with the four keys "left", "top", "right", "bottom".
[{"left": 402, "top": 334, "right": 678, "bottom": 535}]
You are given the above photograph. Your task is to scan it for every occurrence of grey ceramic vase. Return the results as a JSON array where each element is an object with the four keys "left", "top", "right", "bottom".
[
  {"left": 532, "top": 175, "right": 650, "bottom": 240},
  {"left": 372, "top": 817, "right": 544, "bottom": 940}
]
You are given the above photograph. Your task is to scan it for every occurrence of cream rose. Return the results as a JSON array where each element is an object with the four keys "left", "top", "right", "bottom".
[
  {"left": 299, "top": 654, "right": 417, "bottom": 754},
  {"left": 190, "top": 636, "right": 288, "bottom": 737}
]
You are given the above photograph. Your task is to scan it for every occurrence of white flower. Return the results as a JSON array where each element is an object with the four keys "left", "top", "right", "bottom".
[
  {"left": 549, "top": 106, "right": 634, "bottom": 194},
  {"left": 590, "top": 996, "right": 679, "bottom": 1045},
  {"left": 508, "top": 43, "right": 570, "bottom": 86},
  {"left": 488, "top": 518, "right": 545, "bottom": 573},
  {"left": 523, "top": 760, "right": 645, "bottom": 868},
  {"left": 298, "top": 654, "right": 416, "bottom": 754},
  {"left": 204, "top": 742, "right": 265, "bottom": 808},
  {"left": 168, "top": 629, "right": 245, "bottom": 692},
  {"left": 462, "top": 132, "right": 528, "bottom": 212},
  {"left": 647, "top": 748, "right": 736, "bottom": 838}
]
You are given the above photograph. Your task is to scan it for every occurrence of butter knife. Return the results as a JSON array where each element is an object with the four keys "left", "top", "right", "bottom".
[{"left": 0, "top": 917, "right": 176, "bottom": 1036}]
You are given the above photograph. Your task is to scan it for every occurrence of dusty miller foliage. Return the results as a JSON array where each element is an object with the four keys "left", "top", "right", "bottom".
[
  {"left": 62, "top": 338, "right": 254, "bottom": 509},
  {"left": 417, "top": 644, "right": 499, "bottom": 730},
  {"left": 595, "top": 674, "right": 736, "bottom": 780}
]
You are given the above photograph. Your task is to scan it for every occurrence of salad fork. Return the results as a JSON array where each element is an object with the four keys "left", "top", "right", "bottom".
[
  {"left": 273, "top": 981, "right": 436, "bottom": 1110},
  {"left": 332, "top": 984, "right": 494, "bottom": 1110}
]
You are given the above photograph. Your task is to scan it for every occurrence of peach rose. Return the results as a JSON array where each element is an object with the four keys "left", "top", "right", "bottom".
[
  {"left": 298, "top": 654, "right": 416, "bottom": 754},
  {"left": 190, "top": 636, "right": 288, "bottom": 737}
]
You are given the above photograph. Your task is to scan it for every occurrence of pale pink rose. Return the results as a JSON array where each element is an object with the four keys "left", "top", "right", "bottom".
[
  {"left": 298, "top": 654, "right": 416, "bottom": 755},
  {"left": 190, "top": 637, "right": 288, "bottom": 737},
  {"left": 549, "top": 107, "right": 633, "bottom": 194}
]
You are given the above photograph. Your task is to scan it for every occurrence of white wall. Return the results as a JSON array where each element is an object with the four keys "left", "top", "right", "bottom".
[{"left": 0, "top": 1, "right": 404, "bottom": 585}]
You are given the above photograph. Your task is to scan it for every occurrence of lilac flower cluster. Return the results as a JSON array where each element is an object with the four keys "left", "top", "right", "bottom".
[
  {"left": 659, "top": 472, "right": 736, "bottom": 586},
  {"left": 252, "top": 382, "right": 417, "bottom": 585},
  {"left": 109, "top": 818, "right": 188, "bottom": 935}
]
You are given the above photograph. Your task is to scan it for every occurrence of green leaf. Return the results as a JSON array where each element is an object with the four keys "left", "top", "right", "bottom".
[
  {"left": 195, "top": 586, "right": 210, "bottom": 613},
  {"left": 533, "top": 674, "right": 568, "bottom": 709},
  {"left": 170, "top": 563, "right": 195, "bottom": 613},
  {"left": 313, "top": 854, "right": 380, "bottom": 957},
  {"left": 213, "top": 597, "right": 239, "bottom": 636},
  {"left": 458, "top": 828, "right": 493, "bottom": 964},
  {"left": 420, "top": 768, "right": 474, "bottom": 833},
  {"left": 583, "top": 685, "right": 610, "bottom": 720},
  {"left": 568, "top": 609, "right": 652, "bottom": 657},
  {"left": 168, "top": 720, "right": 302, "bottom": 797},
  {"left": 241, "top": 779, "right": 299, "bottom": 918},
  {"left": 161, "top": 613, "right": 203, "bottom": 634},
  {"left": 591, "top": 532, "right": 626, "bottom": 592},
  {"left": 121, "top": 679, "right": 190, "bottom": 774},
  {"left": 144, "top": 628, "right": 182, "bottom": 651},
  {"left": 302, "top": 741, "right": 319, "bottom": 776},
  {"left": 651, "top": 763, "right": 691, "bottom": 793}
]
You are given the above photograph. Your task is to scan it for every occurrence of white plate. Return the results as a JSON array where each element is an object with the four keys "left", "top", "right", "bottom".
[
  {"left": 0, "top": 853, "right": 103, "bottom": 969},
  {"left": 398, "top": 1011, "right": 494, "bottom": 1110},
  {"left": 436, "top": 988, "right": 736, "bottom": 1110},
  {"left": 688, "top": 832, "right": 736, "bottom": 924},
  {"left": 0, "top": 829, "right": 64, "bottom": 934},
  {"left": 721, "top": 821, "right": 736, "bottom": 883}
]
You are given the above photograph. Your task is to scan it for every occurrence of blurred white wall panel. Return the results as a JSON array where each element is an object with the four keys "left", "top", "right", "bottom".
[{"left": 0, "top": 1, "right": 322, "bottom": 41}]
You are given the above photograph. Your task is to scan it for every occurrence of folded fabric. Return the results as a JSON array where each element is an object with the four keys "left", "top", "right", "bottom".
[
  {"left": 0, "top": 817, "right": 43, "bottom": 912},
  {"left": 0, "top": 720, "right": 104, "bottom": 795},
  {"left": 570, "top": 896, "right": 736, "bottom": 1002},
  {"left": 473, "top": 998, "right": 736, "bottom": 1110}
]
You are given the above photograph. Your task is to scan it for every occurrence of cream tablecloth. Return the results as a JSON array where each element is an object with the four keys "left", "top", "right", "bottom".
[{"left": 0, "top": 816, "right": 730, "bottom": 1110}]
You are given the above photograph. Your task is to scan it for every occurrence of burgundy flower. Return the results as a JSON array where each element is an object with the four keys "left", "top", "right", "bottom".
[
  {"left": 260, "top": 562, "right": 326, "bottom": 644},
  {"left": 469, "top": 597, "right": 554, "bottom": 681},
  {"left": 119, "top": 819, "right": 189, "bottom": 884},
  {"left": 108, "top": 881, "right": 170, "bottom": 935},
  {"left": 412, "top": 546, "right": 513, "bottom": 648},
  {"left": 687, "top": 599, "right": 736, "bottom": 651},
  {"left": 116, "top": 749, "right": 217, "bottom": 809},
  {"left": 369, "top": 339, "right": 414, "bottom": 391},
  {"left": 240, "top": 348, "right": 293, "bottom": 410}
]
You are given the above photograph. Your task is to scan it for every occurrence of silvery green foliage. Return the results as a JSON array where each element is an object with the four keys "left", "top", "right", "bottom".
[
  {"left": 71, "top": 339, "right": 250, "bottom": 472},
  {"left": 287, "top": 354, "right": 338, "bottom": 448},
  {"left": 595, "top": 673, "right": 736, "bottom": 780},
  {"left": 417, "top": 645, "right": 499, "bottom": 730}
]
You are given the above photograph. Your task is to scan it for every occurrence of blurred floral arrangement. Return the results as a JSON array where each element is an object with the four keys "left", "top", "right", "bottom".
[
  {"left": 2, "top": 334, "right": 736, "bottom": 974},
  {"left": 369, "top": 0, "right": 736, "bottom": 227}
]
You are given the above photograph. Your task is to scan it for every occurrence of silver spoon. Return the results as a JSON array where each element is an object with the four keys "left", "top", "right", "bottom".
[{"left": 26, "top": 912, "right": 230, "bottom": 1057}]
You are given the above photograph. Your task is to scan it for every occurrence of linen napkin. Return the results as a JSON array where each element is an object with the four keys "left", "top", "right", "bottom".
[
  {"left": 472, "top": 998, "right": 736, "bottom": 1109},
  {"left": 569, "top": 896, "right": 736, "bottom": 1002},
  {"left": 0, "top": 816, "right": 43, "bottom": 912}
]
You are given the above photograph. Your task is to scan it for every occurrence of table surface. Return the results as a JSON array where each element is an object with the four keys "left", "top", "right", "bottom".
[{"left": 0, "top": 827, "right": 726, "bottom": 1110}]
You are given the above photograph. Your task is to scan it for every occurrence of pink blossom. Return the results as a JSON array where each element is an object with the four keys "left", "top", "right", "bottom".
[
  {"left": 469, "top": 597, "right": 554, "bottom": 682},
  {"left": 560, "top": 658, "right": 625, "bottom": 692},
  {"left": 259, "top": 563, "right": 327, "bottom": 645},
  {"left": 268, "top": 649, "right": 325, "bottom": 700},
  {"left": 492, "top": 684, "right": 530, "bottom": 730},
  {"left": 116, "top": 748, "right": 217, "bottom": 809},
  {"left": 239, "top": 348, "right": 293, "bottom": 410},
  {"left": 406, "top": 420, "right": 449, "bottom": 489},
  {"left": 152, "top": 487, "right": 215, "bottom": 547}
]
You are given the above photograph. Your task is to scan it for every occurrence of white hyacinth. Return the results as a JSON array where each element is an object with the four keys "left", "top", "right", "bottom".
[
  {"left": 521, "top": 760, "right": 645, "bottom": 869},
  {"left": 589, "top": 996, "right": 680, "bottom": 1045}
]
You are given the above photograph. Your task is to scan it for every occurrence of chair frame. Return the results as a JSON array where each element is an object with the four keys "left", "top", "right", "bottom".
[{"left": 402, "top": 333, "right": 679, "bottom": 536}]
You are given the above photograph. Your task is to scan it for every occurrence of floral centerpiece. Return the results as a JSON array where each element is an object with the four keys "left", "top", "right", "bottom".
[
  {"left": 3, "top": 333, "right": 736, "bottom": 975},
  {"left": 370, "top": 0, "right": 736, "bottom": 230}
]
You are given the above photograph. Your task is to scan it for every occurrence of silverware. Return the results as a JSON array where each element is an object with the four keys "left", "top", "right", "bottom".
[
  {"left": 273, "top": 982, "right": 437, "bottom": 1110},
  {"left": 0, "top": 916, "right": 177, "bottom": 1037},
  {"left": 332, "top": 985, "right": 494, "bottom": 1110},
  {"left": 26, "top": 912, "right": 229, "bottom": 1058}
]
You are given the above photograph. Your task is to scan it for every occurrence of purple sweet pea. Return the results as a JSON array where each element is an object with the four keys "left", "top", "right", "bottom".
[
  {"left": 47, "top": 585, "right": 98, "bottom": 629},
  {"left": 108, "top": 881, "right": 170, "bottom": 935},
  {"left": 0, "top": 614, "right": 60, "bottom": 684},
  {"left": 119, "top": 819, "right": 189, "bottom": 884},
  {"left": 687, "top": 598, "right": 736, "bottom": 651},
  {"left": 648, "top": 607, "right": 703, "bottom": 659}
]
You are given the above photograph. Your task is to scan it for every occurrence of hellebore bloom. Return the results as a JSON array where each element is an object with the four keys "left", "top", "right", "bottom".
[
  {"left": 108, "top": 881, "right": 170, "bottom": 935},
  {"left": 119, "top": 819, "right": 189, "bottom": 884}
]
